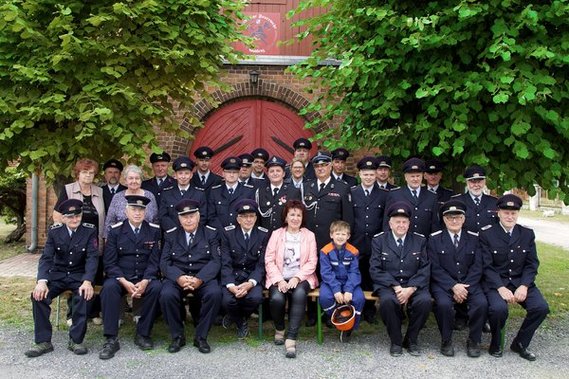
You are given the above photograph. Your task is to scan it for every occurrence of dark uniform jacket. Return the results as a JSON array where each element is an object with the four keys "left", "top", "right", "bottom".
[
  {"left": 159, "top": 185, "right": 208, "bottom": 229},
  {"left": 369, "top": 231, "right": 430, "bottom": 292},
  {"left": 427, "top": 229, "right": 482, "bottom": 293},
  {"left": 101, "top": 184, "right": 127, "bottom": 213},
  {"left": 334, "top": 173, "right": 357, "bottom": 187},
  {"left": 142, "top": 175, "right": 176, "bottom": 207},
  {"left": 103, "top": 220, "right": 161, "bottom": 281},
  {"left": 207, "top": 183, "right": 255, "bottom": 230},
  {"left": 384, "top": 186, "right": 440, "bottom": 237},
  {"left": 190, "top": 171, "right": 223, "bottom": 195},
  {"left": 220, "top": 225, "right": 269, "bottom": 286},
  {"left": 256, "top": 183, "right": 301, "bottom": 232},
  {"left": 452, "top": 193, "right": 498, "bottom": 232},
  {"left": 480, "top": 224, "right": 539, "bottom": 290},
  {"left": 350, "top": 184, "right": 388, "bottom": 257},
  {"left": 376, "top": 182, "right": 397, "bottom": 191},
  {"left": 160, "top": 225, "right": 221, "bottom": 283},
  {"left": 433, "top": 186, "right": 454, "bottom": 204},
  {"left": 303, "top": 178, "right": 354, "bottom": 249},
  {"left": 37, "top": 223, "right": 99, "bottom": 283},
  {"left": 320, "top": 242, "right": 361, "bottom": 294}
]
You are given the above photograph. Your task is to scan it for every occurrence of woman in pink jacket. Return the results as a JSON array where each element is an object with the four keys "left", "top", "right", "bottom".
[{"left": 265, "top": 199, "right": 318, "bottom": 358}]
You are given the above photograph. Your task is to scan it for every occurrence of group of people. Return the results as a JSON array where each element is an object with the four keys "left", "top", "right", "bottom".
[{"left": 26, "top": 137, "right": 549, "bottom": 362}]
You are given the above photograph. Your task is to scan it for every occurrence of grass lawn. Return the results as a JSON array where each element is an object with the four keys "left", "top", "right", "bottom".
[
  {"left": 0, "top": 221, "right": 26, "bottom": 261},
  {"left": 520, "top": 208, "right": 569, "bottom": 224}
]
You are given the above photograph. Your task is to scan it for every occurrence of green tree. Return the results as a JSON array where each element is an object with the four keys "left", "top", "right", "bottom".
[
  {"left": 0, "top": 0, "right": 247, "bottom": 181},
  {"left": 290, "top": 0, "right": 569, "bottom": 198},
  {"left": 0, "top": 167, "right": 26, "bottom": 242}
]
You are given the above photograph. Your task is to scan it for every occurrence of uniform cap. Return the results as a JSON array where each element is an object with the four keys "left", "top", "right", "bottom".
[
  {"left": 175, "top": 199, "right": 200, "bottom": 215},
  {"left": 293, "top": 138, "right": 312, "bottom": 150},
  {"left": 464, "top": 165, "right": 486, "bottom": 181},
  {"left": 496, "top": 194, "right": 522, "bottom": 210},
  {"left": 58, "top": 199, "right": 83, "bottom": 216},
  {"left": 251, "top": 148, "right": 270, "bottom": 162},
  {"left": 402, "top": 157, "right": 425, "bottom": 173},
  {"left": 357, "top": 156, "right": 378, "bottom": 170},
  {"left": 125, "top": 195, "right": 151, "bottom": 208},
  {"left": 221, "top": 156, "right": 242, "bottom": 170},
  {"left": 173, "top": 156, "right": 195, "bottom": 171},
  {"left": 440, "top": 199, "right": 466, "bottom": 216},
  {"left": 150, "top": 152, "right": 171, "bottom": 163},
  {"left": 331, "top": 148, "right": 350, "bottom": 161},
  {"left": 424, "top": 159, "right": 445, "bottom": 174},
  {"left": 193, "top": 146, "right": 214, "bottom": 159},
  {"left": 265, "top": 156, "right": 286, "bottom": 169},
  {"left": 103, "top": 159, "right": 124, "bottom": 172},
  {"left": 386, "top": 201, "right": 412, "bottom": 218},
  {"left": 311, "top": 151, "right": 332, "bottom": 165},
  {"left": 236, "top": 199, "right": 258, "bottom": 214},
  {"left": 376, "top": 155, "right": 392, "bottom": 168},
  {"left": 238, "top": 153, "right": 254, "bottom": 167}
]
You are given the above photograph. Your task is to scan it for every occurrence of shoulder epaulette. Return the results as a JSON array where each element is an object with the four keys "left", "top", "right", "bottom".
[
  {"left": 345, "top": 243, "right": 359, "bottom": 255},
  {"left": 111, "top": 221, "right": 124, "bottom": 229},
  {"left": 243, "top": 184, "right": 254, "bottom": 188},
  {"left": 467, "top": 230, "right": 479, "bottom": 236},
  {"left": 321, "top": 242, "right": 335, "bottom": 254},
  {"left": 378, "top": 187, "right": 389, "bottom": 192},
  {"left": 211, "top": 184, "right": 223, "bottom": 190},
  {"left": 50, "top": 223, "right": 63, "bottom": 229},
  {"left": 206, "top": 225, "right": 217, "bottom": 231},
  {"left": 82, "top": 223, "right": 95, "bottom": 228},
  {"left": 166, "top": 227, "right": 177, "bottom": 233},
  {"left": 391, "top": 186, "right": 401, "bottom": 191},
  {"left": 450, "top": 193, "right": 462, "bottom": 198},
  {"left": 224, "top": 225, "right": 236, "bottom": 231},
  {"left": 374, "top": 231, "right": 385, "bottom": 238},
  {"left": 257, "top": 226, "right": 269, "bottom": 233},
  {"left": 163, "top": 186, "right": 174, "bottom": 191},
  {"left": 195, "top": 186, "right": 204, "bottom": 191},
  {"left": 480, "top": 224, "right": 493, "bottom": 231},
  {"left": 149, "top": 223, "right": 160, "bottom": 229},
  {"left": 413, "top": 232, "right": 425, "bottom": 238},
  {"left": 350, "top": 185, "right": 358, "bottom": 189},
  {"left": 430, "top": 230, "right": 443, "bottom": 237}
]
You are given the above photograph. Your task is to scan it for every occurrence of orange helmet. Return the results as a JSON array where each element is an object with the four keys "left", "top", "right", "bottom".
[{"left": 331, "top": 304, "right": 356, "bottom": 331}]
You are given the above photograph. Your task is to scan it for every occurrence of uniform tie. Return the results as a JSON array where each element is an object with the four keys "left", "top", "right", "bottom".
[
  {"left": 365, "top": 189, "right": 370, "bottom": 197},
  {"left": 134, "top": 227, "right": 140, "bottom": 240},
  {"left": 228, "top": 187, "right": 234, "bottom": 195},
  {"left": 453, "top": 233, "right": 459, "bottom": 248},
  {"left": 201, "top": 175, "right": 206, "bottom": 186},
  {"left": 110, "top": 187, "right": 116, "bottom": 195},
  {"left": 319, "top": 182, "right": 325, "bottom": 193},
  {"left": 429, "top": 187, "right": 437, "bottom": 194},
  {"left": 396, "top": 238, "right": 403, "bottom": 253},
  {"left": 412, "top": 189, "right": 418, "bottom": 201},
  {"left": 273, "top": 187, "right": 279, "bottom": 198},
  {"left": 70, "top": 230, "right": 75, "bottom": 239},
  {"left": 180, "top": 189, "right": 186, "bottom": 197},
  {"left": 187, "top": 233, "right": 194, "bottom": 247},
  {"left": 158, "top": 178, "right": 164, "bottom": 186},
  {"left": 474, "top": 196, "right": 480, "bottom": 207}
]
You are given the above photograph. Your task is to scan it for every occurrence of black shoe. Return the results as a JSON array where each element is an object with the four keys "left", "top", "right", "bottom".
[
  {"left": 68, "top": 340, "right": 88, "bottom": 355},
  {"left": 25, "top": 342, "right": 54, "bottom": 358},
  {"left": 489, "top": 344, "right": 503, "bottom": 358},
  {"left": 390, "top": 344, "right": 403, "bottom": 357},
  {"left": 407, "top": 343, "right": 421, "bottom": 356},
  {"left": 167, "top": 336, "right": 186, "bottom": 353},
  {"left": 440, "top": 340, "right": 455, "bottom": 357},
  {"left": 222, "top": 314, "right": 232, "bottom": 329},
  {"left": 453, "top": 318, "right": 467, "bottom": 331},
  {"left": 99, "top": 338, "right": 120, "bottom": 360},
  {"left": 134, "top": 334, "right": 154, "bottom": 350},
  {"left": 339, "top": 330, "right": 352, "bottom": 343},
  {"left": 305, "top": 317, "right": 316, "bottom": 327},
  {"left": 510, "top": 340, "right": 537, "bottom": 361},
  {"left": 236, "top": 319, "right": 249, "bottom": 339},
  {"left": 466, "top": 339, "right": 481, "bottom": 358},
  {"left": 483, "top": 322, "right": 491, "bottom": 333},
  {"left": 193, "top": 338, "right": 211, "bottom": 354}
]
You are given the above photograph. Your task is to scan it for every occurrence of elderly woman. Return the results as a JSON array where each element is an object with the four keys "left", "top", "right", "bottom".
[
  {"left": 104, "top": 165, "right": 158, "bottom": 238},
  {"left": 53, "top": 158, "right": 105, "bottom": 241},
  {"left": 265, "top": 199, "right": 318, "bottom": 358}
]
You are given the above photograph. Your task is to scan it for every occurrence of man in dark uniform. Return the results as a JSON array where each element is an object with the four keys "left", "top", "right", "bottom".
[
  {"left": 369, "top": 201, "right": 431, "bottom": 357},
  {"left": 384, "top": 158, "right": 439, "bottom": 237},
  {"left": 220, "top": 199, "right": 269, "bottom": 339},
  {"left": 141, "top": 152, "right": 175, "bottom": 207},
  {"left": 25, "top": 199, "right": 99, "bottom": 357},
  {"left": 99, "top": 196, "right": 162, "bottom": 359},
  {"left": 238, "top": 153, "right": 257, "bottom": 186},
  {"left": 207, "top": 157, "right": 255, "bottom": 230},
  {"left": 288, "top": 138, "right": 315, "bottom": 180},
  {"left": 480, "top": 194, "right": 549, "bottom": 361},
  {"left": 159, "top": 156, "right": 207, "bottom": 229},
  {"left": 452, "top": 165, "right": 498, "bottom": 232},
  {"left": 331, "top": 148, "right": 357, "bottom": 187},
  {"left": 191, "top": 146, "right": 223, "bottom": 194},
  {"left": 250, "top": 147, "right": 270, "bottom": 187},
  {"left": 101, "top": 159, "right": 127, "bottom": 213},
  {"left": 350, "top": 157, "right": 388, "bottom": 323},
  {"left": 160, "top": 199, "right": 222, "bottom": 354},
  {"left": 256, "top": 156, "right": 301, "bottom": 233},
  {"left": 428, "top": 200, "right": 487, "bottom": 358},
  {"left": 424, "top": 158, "right": 454, "bottom": 204},
  {"left": 375, "top": 155, "right": 397, "bottom": 190}
]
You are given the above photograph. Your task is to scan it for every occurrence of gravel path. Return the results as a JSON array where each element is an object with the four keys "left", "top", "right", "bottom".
[
  {"left": 518, "top": 217, "right": 569, "bottom": 251},
  {"left": 1, "top": 315, "right": 568, "bottom": 379}
]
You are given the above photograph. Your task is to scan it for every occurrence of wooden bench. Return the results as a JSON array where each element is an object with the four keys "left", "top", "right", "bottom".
[{"left": 55, "top": 285, "right": 102, "bottom": 330}]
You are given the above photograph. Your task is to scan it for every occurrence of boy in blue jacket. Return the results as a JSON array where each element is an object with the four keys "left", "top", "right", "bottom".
[{"left": 319, "top": 220, "right": 365, "bottom": 342}]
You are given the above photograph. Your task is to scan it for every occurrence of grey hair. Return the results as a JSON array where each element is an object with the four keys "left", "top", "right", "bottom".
[{"left": 122, "top": 164, "right": 144, "bottom": 180}]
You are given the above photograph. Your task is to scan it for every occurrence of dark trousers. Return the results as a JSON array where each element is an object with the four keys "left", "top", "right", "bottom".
[
  {"left": 432, "top": 285, "right": 487, "bottom": 343},
  {"left": 319, "top": 283, "right": 365, "bottom": 330},
  {"left": 32, "top": 277, "right": 91, "bottom": 344},
  {"left": 221, "top": 285, "right": 263, "bottom": 321},
  {"left": 101, "top": 278, "right": 162, "bottom": 338},
  {"left": 269, "top": 281, "right": 310, "bottom": 340},
  {"left": 486, "top": 285, "right": 549, "bottom": 349},
  {"left": 359, "top": 254, "right": 377, "bottom": 317},
  {"left": 378, "top": 287, "right": 432, "bottom": 346},
  {"left": 160, "top": 279, "right": 221, "bottom": 340}
]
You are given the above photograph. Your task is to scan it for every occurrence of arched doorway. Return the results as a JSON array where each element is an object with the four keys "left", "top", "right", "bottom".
[{"left": 189, "top": 99, "right": 317, "bottom": 173}]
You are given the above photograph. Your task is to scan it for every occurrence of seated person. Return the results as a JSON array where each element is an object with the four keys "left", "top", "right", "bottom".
[
  {"left": 319, "top": 220, "right": 365, "bottom": 343},
  {"left": 25, "top": 199, "right": 98, "bottom": 357},
  {"left": 98, "top": 196, "right": 163, "bottom": 359}
]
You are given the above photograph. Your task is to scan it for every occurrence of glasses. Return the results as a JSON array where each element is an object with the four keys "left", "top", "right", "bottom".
[
  {"left": 80, "top": 171, "right": 95, "bottom": 176},
  {"left": 444, "top": 215, "right": 464, "bottom": 221},
  {"left": 238, "top": 213, "right": 256, "bottom": 219}
]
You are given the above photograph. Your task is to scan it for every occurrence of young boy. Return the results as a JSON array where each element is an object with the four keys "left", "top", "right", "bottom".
[{"left": 319, "top": 220, "right": 365, "bottom": 342}]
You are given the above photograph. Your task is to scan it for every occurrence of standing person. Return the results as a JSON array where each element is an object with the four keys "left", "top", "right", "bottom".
[
  {"left": 481, "top": 194, "right": 549, "bottom": 361},
  {"left": 98, "top": 196, "right": 162, "bottom": 359},
  {"left": 160, "top": 199, "right": 222, "bottom": 354},
  {"left": 141, "top": 152, "right": 175, "bottom": 207},
  {"left": 375, "top": 155, "right": 397, "bottom": 190},
  {"left": 428, "top": 200, "right": 487, "bottom": 358},
  {"left": 159, "top": 156, "right": 207, "bottom": 229},
  {"left": 250, "top": 148, "right": 270, "bottom": 187},
  {"left": 350, "top": 157, "right": 388, "bottom": 324},
  {"left": 265, "top": 200, "right": 318, "bottom": 358},
  {"left": 287, "top": 158, "right": 306, "bottom": 190},
  {"left": 424, "top": 159, "right": 454, "bottom": 204},
  {"left": 220, "top": 200, "right": 269, "bottom": 339},
  {"left": 104, "top": 165, "right": 158, "bottom": 238},
  {"left": 207, "top": 157, "right": 255, "bottom": 230},
  {"left": 370, "top": 201, "right": 431, "bottom": 357},
  {"left": 238, "top": 153, "right": 257, "bottom": 186},
  {"left": 191, "top": 146, "right": 223, "bottom": 194},
  {"left": 319, "top": 221, "right": 365, "bottom": 342},
  {"left": 331, "top": 148, "right": 357, "bottom": 187},
  {"left": 256, "top": 156, "right": 301, "bottom": 233},
  {"left": 287, "top": 138, "right": 315, "bottom": 180},
  {"left": 384, "top": 157, "right": 439, "bottom": 237},
  {"left": 25, "top": 199, "right": 99, "bottom": 357},
  {"left": 100, "top": 159, "right": 127, "bottom": 213},
  {"left": 452, "top": 165, "right": 498, "bottom": 232}
]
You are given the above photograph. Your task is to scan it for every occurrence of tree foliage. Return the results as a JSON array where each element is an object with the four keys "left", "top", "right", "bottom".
[
  {"left": 0, "top": 0, "right": 247, "bottom": 181},
  {"left": 290, "top": 0, "right": 569, "bottom": 198}
]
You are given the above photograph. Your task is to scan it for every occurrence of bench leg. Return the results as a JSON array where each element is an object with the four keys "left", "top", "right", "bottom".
[
  {"left": 257, "top": 303, "right": 263, "bottom": 340},
  {"left": 316, "top": 300, "right": 323, "bottom": 345}
]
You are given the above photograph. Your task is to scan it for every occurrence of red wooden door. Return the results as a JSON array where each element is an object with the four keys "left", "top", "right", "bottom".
[{"left": 189, "top": 99, "right": 316, "bottom": 173}]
